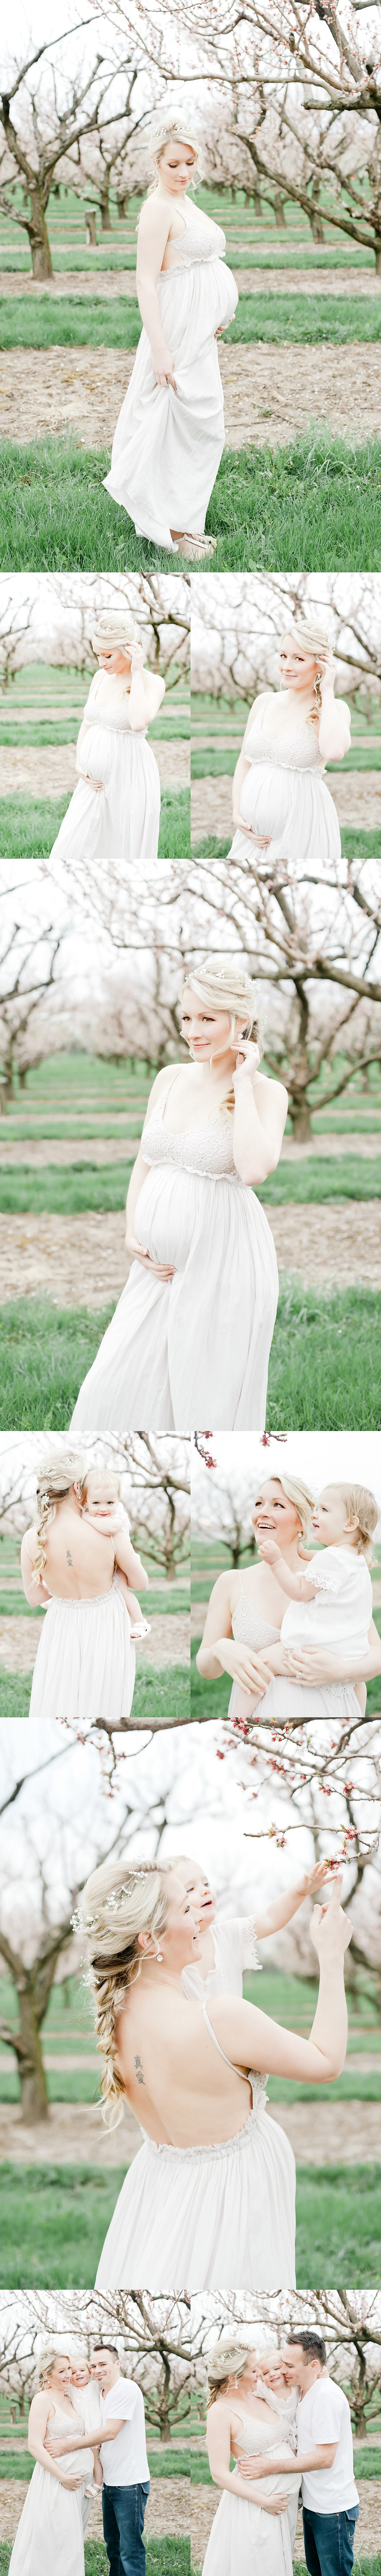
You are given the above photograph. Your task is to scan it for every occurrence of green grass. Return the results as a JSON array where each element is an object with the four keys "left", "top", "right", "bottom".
[
  {"left": 0, "top": 1663, "right": 189, "bottom": 1731},
  {"left": 0, "top": 2446, "right": 191, "bottom": 2482},
  {"left": 226, "top": 293, "right": 381, "bottom": 343},
  {"left": 0, "top": 785, "right": 189, "bottom": 871},
  {"left": 2, "top": 1152, "right": 380, "bottom": 1212},
  {"left": 188, "top": 2445, "right": 381, "bottom": 2485},
  {"left": 191, "top": 1635, "right": 381, "bottom": 1725},
  {"left": 1, "top": 432, "right": 381, "bottom": 572},
  {"left": 1, "top": 2158, "right": 380, "bottom": 2287},
  {"left": 3, "top": 290, "right": 381, "bottom": 347},
  {"left": 2, "top": 1281, "right": 380, "bottom": 1430},
  {"left": 0, "top": 2546, "right": 190, "bottom": 2576}
]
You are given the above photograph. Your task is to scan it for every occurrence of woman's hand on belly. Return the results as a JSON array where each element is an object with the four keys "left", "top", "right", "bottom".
[
  {"left": 77, "top": 769, "right": 104, "bottom": 792},
  {"left": 282, "top": 1646, "right": 334, "bottom": 1682},
  {"left": 126, "top": 1227, "right": 175, "bottom": 1282},
  {"left": 234, "top": 813, "right": 271, "bottom": 846}
]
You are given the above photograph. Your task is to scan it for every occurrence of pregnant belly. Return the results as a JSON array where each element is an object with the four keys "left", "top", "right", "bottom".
[
  {"left": 239, "top": 763, "right": 291, "bottom": 840},
  {"left": 134, "top": 1163, "right": 198, "bottom": 1272}
]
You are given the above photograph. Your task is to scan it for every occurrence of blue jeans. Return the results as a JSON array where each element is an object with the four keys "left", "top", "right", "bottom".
[
  {"left": 303, "top": 2505, "right": 359, "bottom": 2576},
  {"left": 102, "top": 2479, "right": 150, "bottom": 2576}
]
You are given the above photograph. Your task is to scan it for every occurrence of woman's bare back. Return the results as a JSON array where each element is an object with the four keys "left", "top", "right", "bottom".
[
  {"left": 26, "top": 1505, "right": 116, "bottom": 1601},
  {"left": 117, "top": 1983, "right": 253, "bottom": 2149}
]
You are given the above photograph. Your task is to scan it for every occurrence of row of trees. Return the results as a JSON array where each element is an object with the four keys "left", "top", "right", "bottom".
[
  {"left": 2, "top": 0, "right": 381, "bottom": 278},
  {"left": 1, "top": 2289, "right": 381, "bottom": 2440}
]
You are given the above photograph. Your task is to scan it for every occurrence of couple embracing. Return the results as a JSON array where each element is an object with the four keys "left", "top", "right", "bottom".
[
  {"left": 204, "top": 2328, "right": 359, "bottom": 2576},
  {"left": 9, "top": 2339, "right": 150, "bottom": 2576}
]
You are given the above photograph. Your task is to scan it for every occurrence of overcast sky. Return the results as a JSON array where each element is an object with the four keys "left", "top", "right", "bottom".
[{"left": 192, "top": 1431, "right": 381, "bottom": 1533}]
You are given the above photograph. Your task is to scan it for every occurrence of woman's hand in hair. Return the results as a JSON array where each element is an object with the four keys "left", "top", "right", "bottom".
[
  {"left": 130, "top": 643, "right": 145, "bottom": 674},
  {"left": 318, "top": 649, "right": 336, "bottom": 697},
  {"left": 233, "top": 1040, "right": 262, "bottom": 1086}
]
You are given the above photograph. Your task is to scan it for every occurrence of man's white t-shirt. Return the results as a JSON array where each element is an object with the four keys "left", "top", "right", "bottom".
[
  {"left": 297, "top": 2380, "right": 359, "bottom": 2511},
  {"left": 100, "top": 2379, "right": 149, "bottom": 2485}
]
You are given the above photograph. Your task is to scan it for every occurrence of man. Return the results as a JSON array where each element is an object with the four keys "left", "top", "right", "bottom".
[
  {"left": 281, "top": 2330, "right": 359, "bottom": 2576},
  {"left": 91, "top": 2342, "right": 150, "bottom": 2576},
  {"left": 69, "top": 2357, "right": 103, "bottom": 2538}
]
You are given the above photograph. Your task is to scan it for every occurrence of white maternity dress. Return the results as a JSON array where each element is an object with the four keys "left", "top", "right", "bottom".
[
  {"left": 255, "top": 1545, "right": 372, "bottom": 1717},
  {"left": 227, "top": 697, "right": 341, "bottom": 877},
  {"left": 227, "top": 1576, "right": 282, "bottom": 1720},
  {"left": 8, "top": 2405, "right": 94, "bottom": 2576},
  {"left": 202, "top": 2405, "right": 296, "bottom": 2576},
  {"left": 103, "top": 203, "right": 238, "bottom": 549},
  {"left": 95, "top": 1998, "right": 296, "bottom": 2292},
  {"left": 70, "top": 1067, "right": 279, "bottom": 1434},
  {"left": 47, "top": 671, "right": 161, "bottom": 880},
  {"left": 28, "top": 1574, "right": 136, "bottom": 1723}
]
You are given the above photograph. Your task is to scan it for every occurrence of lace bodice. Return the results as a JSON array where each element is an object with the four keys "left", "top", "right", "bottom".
[
  {"left": 161, "top": 210, "right": 226, "bottom": 274},
  {"left": 245, "top": 698, "right": 324, "bottom": 774},
  {"left": 83, "top": 678, "right": 146, "bottom": 738},
  {"left": 234, "top": 2410, "right": 293, "bottom": 2461},
  {"left": 142, "top": 1072, "right": 243, "bottom": 1181},
  {"left": 45, "top": 2401, "right": 94, "bottom": 2479},
  {"left": 232, "top": 1576, "right": 280, "bottom": 1651}
]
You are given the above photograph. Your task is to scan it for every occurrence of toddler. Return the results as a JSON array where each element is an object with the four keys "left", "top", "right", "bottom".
[
  {"left": 81, "top": 1470, "right": 150, "bottom": 1638},
  {"left": 173, "top": 1851, "right": 332, "bottom": 2001},
  {"left": 233, "top": 1480, "right": 378, "bottom": 1719}
]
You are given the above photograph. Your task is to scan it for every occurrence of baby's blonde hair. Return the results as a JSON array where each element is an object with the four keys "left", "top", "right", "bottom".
[
  {"left": 328, "top": 1481, "right": 379, "bottom": 1565},
  {"left": 75, "top": 1859, "right": 171, "bottom": 2125},
  {"left": 82, "top": 1468, "right": 121, "bottom": 1507}
]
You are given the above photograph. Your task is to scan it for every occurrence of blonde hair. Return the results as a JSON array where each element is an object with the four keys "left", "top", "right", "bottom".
[
  {"left": 90, "top": 610, "right": 144, "bottom": 656},
  {"left": 76, "top": 1859, "right": 171, "bottom": 2125},
  {"left": 206, "top": 2343, "right": 252, "bottom": 2411},
  {"left": 179, "top": 958, "right": 264, "bottom": 1115},
  {"left": 38, "top": 2349, "right": 70, "bottom": 2389},
  {"left": 281, "top": 616, "right": 333, "bottom": 726},
  {"left": 255, "top": 1472, "right": 314, "bottom": 1550},
  {"left": 331, "top": 1481, "right": 379, "bottom": 1565},
  {"left": 31, "top": 1450, "right": 85, "bottom": 1583},
  {"left": 82, "top": 1468, "right": 121, "bottom": 1506},
  {"left": 146, "top": 115, "right": 202, "bottom": 195}
]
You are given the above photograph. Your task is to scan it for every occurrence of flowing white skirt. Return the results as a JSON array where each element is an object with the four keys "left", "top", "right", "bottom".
[
  {"left": 28, "top": 1583, "right": 136, "bottom": 1721},
  {"left": 202, "top": 2480, "right": 294, "bottom": 2576},
  {"left": 95, "top": 2093, "right": 296, "bottom": 2290},
  {"left": 8, "top": 2461, "right": 88, "bottom": 2576},
  {"left": 228, "top": 758, "right": 341, "bottom": 879},
  {"left": 70, "top": 1164, "right": 279, "bottom": 1434},
  {"left": 253, "top": 1677, "right": 362, "bottom": 1717},
  {"left": 104, "top": 258, "right": 238, "bottom": 548},
  {"left": 48, "top": 721, "right": 160, "bottom": 882}
]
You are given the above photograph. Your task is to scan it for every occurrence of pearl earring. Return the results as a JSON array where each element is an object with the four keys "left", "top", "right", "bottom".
[{"left": 155, "top": 1947, "right": 163, "bottom": 1963}]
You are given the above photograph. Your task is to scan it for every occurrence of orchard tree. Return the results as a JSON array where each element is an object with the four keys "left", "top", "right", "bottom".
[{"left": 0, "top": 30, "right": 145, "bottom": 278}]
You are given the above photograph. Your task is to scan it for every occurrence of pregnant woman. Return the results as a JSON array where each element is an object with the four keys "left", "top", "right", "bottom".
[
  {"left": 8, "top": 2348, "right": 99, "bottom": 2576},
  {"left": 77, "top": 1855, "right": 351, "bottom": 2292},
  {"left": 20, "top": 1449, "right": 147, "bottom": 1722},
  {"left": 227, "top": 616, "right": 350, "bottom": 878},
  {"left": 197, "top": 1470, "right": 381, "bottom": 1719},
  {"left": 70, "top": 961, "right": 288, "bottom": 1434},
  {"left": 104, "top": 117, "right": 238, "bottom": 555},
  {"left": 202, "top": 2343, "right": 298, "bottom": 2576},
  {"left": 47, "top": 608, "right": 164, "bottom": 884}
]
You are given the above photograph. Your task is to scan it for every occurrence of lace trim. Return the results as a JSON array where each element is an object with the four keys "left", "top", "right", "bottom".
[{"left": 140, "top": 2087, "right": 268, "bottom": 2163}]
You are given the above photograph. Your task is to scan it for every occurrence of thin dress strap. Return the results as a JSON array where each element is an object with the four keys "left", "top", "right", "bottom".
[{"left": 201, "top": 2001, "right": 251, "bottom": 2088}]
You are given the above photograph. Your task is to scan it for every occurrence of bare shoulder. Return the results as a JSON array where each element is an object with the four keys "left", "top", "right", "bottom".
[
  {"left": 145, "top": 1064, "right": 179, "bottom": 1109},
  {"left": 137, "top": 193, "right": 171, "bottom": 247},
  {"left": 206, "top": 1568, "right": 240, "bottom": 1614},
  {"left": 22, "top": 1523, "right": 39, "bottom": 1561}
]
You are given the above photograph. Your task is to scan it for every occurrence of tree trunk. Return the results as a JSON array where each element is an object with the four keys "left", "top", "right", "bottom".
[
  {"left": 118, "top": 192, "right": 129, "bottom": 219},
  {"left": 274, "top": 188, "right": 286, "bottom": 230},
  {"left": 375, "top": 244, "right": 381, "bottom": 273},
  {"left": 25, "top": 186, "right": 53, "bottom": 281},
  {"left": 100, "top": 189, "right": 112, "bottom": 233},
  {"left": 86, "top": 211, "right": 97, "bottom": 247},
  {"left": 290, "top": 1101, "right": 313, "bottom": 1141},
  {"left": 14, "top": 2001, "right": 50, "bottom": 2124}
]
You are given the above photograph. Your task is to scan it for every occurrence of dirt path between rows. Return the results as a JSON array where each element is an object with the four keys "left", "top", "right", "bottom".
[
  {"left": 1, "top": 343, "right": 380, "bottom": 445},
  {"left": 0, "top": 742, "right": 189, "bottom": 798},
  {"left": 0, "top": 1202, "right": 379, "bottom": 1303},
  {"left": 0, "top": 2475, "right": 190, "bottom": 2546},
  {"left": 0, "top": 1133, "right": 379, "bottom": 1167},
  {"left": 0, "top": 2094, "right": 378, "bottom": 2167},
  {"left": 0, "top": 1608, "right": 189, "bottom": 1676},
  {"left": 1, "top": 263, "right": 379, "bottom": 300},
  {"left": 190, "top": 773, "right": 381, "bottom": 838}
]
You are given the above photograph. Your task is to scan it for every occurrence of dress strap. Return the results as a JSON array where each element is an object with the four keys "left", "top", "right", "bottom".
[{"left": 201, "top": 2001, "right": 251, "bottom": 2087}]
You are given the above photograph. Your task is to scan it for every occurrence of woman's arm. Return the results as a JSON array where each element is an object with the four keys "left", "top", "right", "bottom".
[
  {"left": 206, "top": 2405, "right": 289, "bottom": 2508},
  {"left": 125, "top": 1074, "right": 176, "bottom": 1280},
  {"left": 136, "top": 197, "right": 178, "bottom": 387},
  {"left": 253, "top": 1861, "right": 331, "bottom": 1939},
  {"left": 232, "top": 1049, "right": 288, "bottom": 1185},
  {"left": 213, "top": 1877, "right": 351, "bottom": 2083},
  {"left": 195, "top": 1573, "right": 267, "bottom": 1695},
  {"left": 126, "top": 647, "right": 165, "bottom": 734},
  {"left": 113, "top": 1531, "right": 149, "bottom": 1590},
  {"left": 20, "top": 1530, "right": 51, "bottom": 1608},
  {"left": 282, "top": 1615, "right": 380, "bottom": 1689},
  {"left": 317, "top": 655, "right": 351, "bottom": 761},
  {"left": 27, "top": 2396, "right": 83, "bottom": 2487}
]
